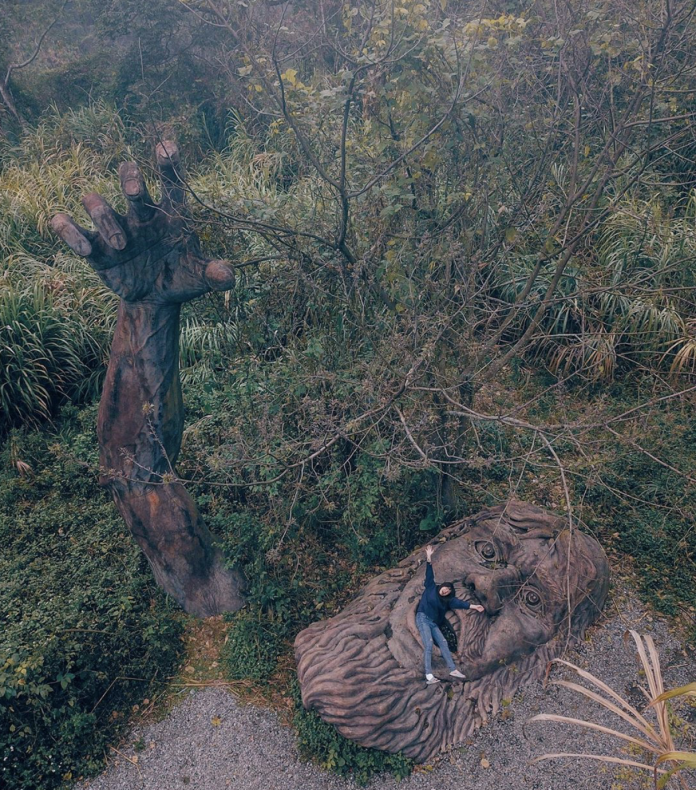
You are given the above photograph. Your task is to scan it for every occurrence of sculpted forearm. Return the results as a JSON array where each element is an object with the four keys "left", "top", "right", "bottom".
[{"left": 98, "top": 301, "right": 183, "bottom": 478}]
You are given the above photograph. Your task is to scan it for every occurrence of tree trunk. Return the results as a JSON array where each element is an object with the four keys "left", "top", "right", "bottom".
[{"left": 0, "top": 78, "right": 26, "bottom": 128}]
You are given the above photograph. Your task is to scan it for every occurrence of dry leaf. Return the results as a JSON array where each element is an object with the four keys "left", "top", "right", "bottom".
[
  {"left": 480, "top": 757, "right": 491, "bottom": 768},
  {"left": 211, "top": 716, "right": 222, "bottom": 727}
]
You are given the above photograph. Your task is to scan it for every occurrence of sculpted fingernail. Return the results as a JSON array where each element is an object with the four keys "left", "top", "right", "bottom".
[
  {"left": 109, "top": 232, "right": 127, "bottom": 250},
  {"left": 50, "top": 214, "right": 92, "bottom": 257},
  {"left": 205, "top": 260, "right": 235, "bottom": 290},
  {"left": 156, "top": 141, "right": 180, "bottom": 165},
  {"left": 124, "top": 178, "right": 142, "bottom": 198}
]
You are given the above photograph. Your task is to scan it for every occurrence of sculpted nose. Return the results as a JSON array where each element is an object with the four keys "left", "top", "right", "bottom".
[{"left": 465, "top": 570, "right": 516, "bottom": 614}]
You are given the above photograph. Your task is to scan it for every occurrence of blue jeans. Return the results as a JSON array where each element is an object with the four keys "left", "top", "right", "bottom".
[{"left": 416, "top": 612, "right": 456, "bottom": 675}]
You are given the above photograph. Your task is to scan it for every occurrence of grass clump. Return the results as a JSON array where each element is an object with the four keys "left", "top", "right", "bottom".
[{"left": 221, "top": 608, "right": 285, "bottom": 682}]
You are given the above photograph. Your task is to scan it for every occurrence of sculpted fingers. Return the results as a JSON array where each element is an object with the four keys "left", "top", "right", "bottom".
[
  {"left": 49, "top": 213, "right": 94, "bottom": 257},
  {"left": 204, "top": 259, "right": 236, "bottom": 291},
  {"left": 82, "top": 193, "right": 127, "bottom": 251},
  {"left": 155, "top": 140, "right": 186, "bottom": 212},
  {"left": 119, "top": 162, "right": 155, "bottom": 223}
]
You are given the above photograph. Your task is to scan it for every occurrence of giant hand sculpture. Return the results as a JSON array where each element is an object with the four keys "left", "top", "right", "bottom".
[
  {"left": 295, "top": 502, "right": 609, "bottom": 761},
  {"left": 51, "top": 142, "right": 244, "bottom": 616}
]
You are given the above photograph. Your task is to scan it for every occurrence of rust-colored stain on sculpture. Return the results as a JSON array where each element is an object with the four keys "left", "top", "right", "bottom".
[
  {"left": 295, "top": 502, "right": 609, "bottom": 761},
  {"left": 50, "top": 142, "right": 244, "bottom": 617}
]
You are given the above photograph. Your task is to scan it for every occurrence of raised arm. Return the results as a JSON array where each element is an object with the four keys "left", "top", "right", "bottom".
[
  {"left": 424, "top": 545, "right": 435, "bottom": 589},
  {"left": 50, "top": 142, "right": 244, "bottom": 617},
  {"left": 451, "top": 598, "right": 485, "bottom": 613}
]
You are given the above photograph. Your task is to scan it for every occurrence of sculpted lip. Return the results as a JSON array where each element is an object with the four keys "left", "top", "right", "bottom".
[{"left": 452, "top": 605, "right": 493, "bottom": 663}]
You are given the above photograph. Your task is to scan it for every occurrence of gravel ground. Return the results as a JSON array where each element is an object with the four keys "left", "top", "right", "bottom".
[{"left": 79, "top": 582, "right": 696, "bottom": 790}]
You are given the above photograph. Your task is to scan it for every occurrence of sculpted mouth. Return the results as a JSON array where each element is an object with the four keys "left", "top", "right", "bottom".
[{"left": 450, "top": 600, "right": 495, "bottom": 664}]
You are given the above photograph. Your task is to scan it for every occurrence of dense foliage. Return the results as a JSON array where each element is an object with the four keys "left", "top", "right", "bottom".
[
  {"left": 0, "top": 410, "right": 183, "bottom": 790},
  {"left": 0, "top": 0, "right": 695, "bottom": 785}
]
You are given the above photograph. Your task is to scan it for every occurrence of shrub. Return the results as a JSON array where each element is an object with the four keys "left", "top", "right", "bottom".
[
  {"left": 221, "top": 608, "right": 284, "bottom": 681},
  {"left": 0, "top": 415, "right": 183, "bottom": 790},
  {"left": 292, "top": 680, "right": 413, "bottom": 785}
]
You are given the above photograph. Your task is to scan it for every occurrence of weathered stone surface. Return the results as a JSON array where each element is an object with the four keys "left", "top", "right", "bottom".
[
  {"left": 50, "top": 142, "right": 244, "bottom": 617},
  {"left": 295, "top": 501, "right": 609, "bottom": 761}
]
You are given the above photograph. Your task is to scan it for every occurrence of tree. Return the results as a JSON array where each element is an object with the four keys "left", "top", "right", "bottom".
[
  {"left": 176, "top": 0, "right": 695, "bottom": 509},
  {"left": 0, "top": 0, "right": 67, "bottom": 128}
]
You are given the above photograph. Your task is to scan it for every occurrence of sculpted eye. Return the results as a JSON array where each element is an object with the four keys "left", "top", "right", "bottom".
[
  {"left": 522, "top": 588, "right": 543, "bottom": 608},
  {"left": 475, "top": 541, "right": 498, "bottom": 562}
]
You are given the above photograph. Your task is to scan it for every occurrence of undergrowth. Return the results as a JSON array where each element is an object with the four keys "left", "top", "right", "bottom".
[
  {"left": 0, "top": 100, "right": 694, "bottom": 786},
  {"left": 291, "top": 680, "right": 414, "bottom": 785},
  {"left": 0, "top": 407, "right": 183, "bottom": 790}
]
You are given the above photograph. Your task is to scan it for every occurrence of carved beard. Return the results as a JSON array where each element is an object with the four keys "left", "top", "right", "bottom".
[{"left": 295, "top": 502, "right": 609, "bottom": 762}]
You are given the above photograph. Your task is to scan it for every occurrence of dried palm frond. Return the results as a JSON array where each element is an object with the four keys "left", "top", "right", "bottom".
[{"left": 529, "top": 630, "right": 695, "bottom": 789}]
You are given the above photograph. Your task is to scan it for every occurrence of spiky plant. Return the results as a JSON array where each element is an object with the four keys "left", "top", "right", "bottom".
[
  {"left": 529, "top": 630, "right": 696, "bottom": 789},
  {"left": 0, "top": 284, "right": 84, "bottom": 425},
  {"left": 491, "top": 194, "right": 696, "bottom": 381},
  {"left": 0, "top": 248, "right": 117, "bottom": 426}
]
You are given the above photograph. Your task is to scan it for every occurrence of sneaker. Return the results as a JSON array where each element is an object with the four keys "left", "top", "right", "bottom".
[
  {"left": 425, "top": 674, "right": 440, "bottom": 684},
  {"left": 449, "top": 669, "right": 466, "bottom": 679}
]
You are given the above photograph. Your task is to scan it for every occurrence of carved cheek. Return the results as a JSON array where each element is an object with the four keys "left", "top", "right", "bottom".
[{"left": 465, "top": 607, "right": 552, "bottom": 679}]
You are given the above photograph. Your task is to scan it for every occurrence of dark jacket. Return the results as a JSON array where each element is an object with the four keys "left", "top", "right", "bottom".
[{"left": 416, "top": 561, "right": 470, "bottom": 626}]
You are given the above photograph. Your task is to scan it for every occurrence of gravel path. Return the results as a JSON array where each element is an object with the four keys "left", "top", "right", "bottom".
[{"left": 79, "top": 583, "right": 696, "bottom": 790}]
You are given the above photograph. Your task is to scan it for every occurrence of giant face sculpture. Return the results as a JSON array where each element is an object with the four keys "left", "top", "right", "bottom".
[{"left": 295, "top": 502, "right": 609, "bottom": 761}]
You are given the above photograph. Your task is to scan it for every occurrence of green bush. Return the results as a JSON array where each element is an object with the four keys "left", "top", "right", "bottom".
[
  {"left": 0, "top": 413, "right": 183, "bottom": 790},
  {"left": 292, "top": 680, "right": 413, "bottom": 785},
  {"left": 580, "top": 409, "right": 696, "bottom": 634},
  {"left": 221, "top": 608, "right": 284, "bottom": 681}
]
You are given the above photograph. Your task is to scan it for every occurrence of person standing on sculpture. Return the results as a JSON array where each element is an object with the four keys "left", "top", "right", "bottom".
[{"left": 416, "top": 545, "right": 485, "bottom": 684}]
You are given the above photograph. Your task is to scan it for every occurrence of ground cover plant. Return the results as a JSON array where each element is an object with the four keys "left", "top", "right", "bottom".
[{"left": 0, "top": 410, "right": 183, "bottom": 790}]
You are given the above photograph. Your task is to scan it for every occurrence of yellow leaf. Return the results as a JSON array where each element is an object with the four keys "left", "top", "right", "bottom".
[
  {"left": 649, "top": 682, "right": 696, "bottom": 706},
  {"left": 211, "top": 715, "right": 222, "bottom": 727},
  {"left": 481, "top": 756, "right": 491, "bottom": 768},
  {"left": 282, "top": 68, "right": 298, "bottom": 86},
  {"left": 656, "top": 751, "right": 696, "bottom": 768}
]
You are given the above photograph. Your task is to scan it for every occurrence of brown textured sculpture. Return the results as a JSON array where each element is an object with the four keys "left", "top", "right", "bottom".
[
  {"left": 295, "top": 501, "right": 609, "bottom": 761},
  {"left": 50, "top": 142, "right": 244, "bottom": 617}
]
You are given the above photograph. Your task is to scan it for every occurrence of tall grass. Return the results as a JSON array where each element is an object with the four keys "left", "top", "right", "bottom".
[
  {"left": 0, "top": 253, "right": 117, "bottom": 426},
  {"left": 492, "top": 195, "right": 696, "bottom": 381},
  {"left": 0, "top": 105, "right": 128, "bottom": 426}
]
